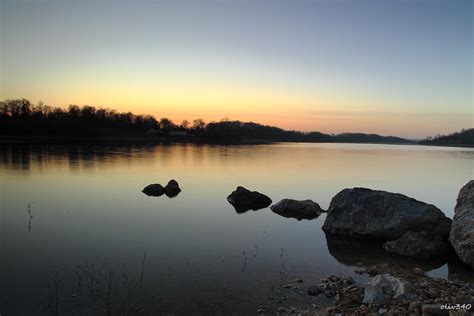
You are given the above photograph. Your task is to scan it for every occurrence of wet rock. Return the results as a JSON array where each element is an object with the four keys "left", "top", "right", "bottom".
[
  {"left": 164, "top": 179, "right": 181, "bottom": 197},
  {"left": 307, "top": 286, "right": 322, "bottom": 296},
  {"left": 383, "top": 231, "right": 452, "bottom": 260},
  {"left": 449, "top": 180, "right": 474, "bottom": 268},
  {"left": 322, "top": 188, "right": 452, "bottom": 240},
  {"left": 226, "top": 186, "right": 272, "bottom": 212},
  {"left": 413, "top": 268, "right": 425, "bottom": 276},
  {"left": 408, "top": 300, "right": 422, "bottom": 311},
  {"left": 362, "top": 274, "right": 412, "bottom": 305},
  {"left": 142, "top": 183, "right": 165, "bottom": 196},
  {"left": 270, "top": 199, "right": 323, "bottom": 220},
  {"left": 421, "top": 304, "right": 448, "bottom": 315}
]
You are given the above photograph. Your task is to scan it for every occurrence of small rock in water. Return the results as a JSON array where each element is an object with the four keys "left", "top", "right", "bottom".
[
  {"left": 142, "top": 183, "right": 165, "bottom": 196},
  {"left": 270, "top": 199, "right": 323, "bottom": 220},
  {"left": 226, "top": 186, "right": 272, "bottom": 212},
  {"left": 165, "top": 179, "right": 181, "bottom": 197},
  {"left": 294, "top": 278, "right": 304, "bottom": 283}
]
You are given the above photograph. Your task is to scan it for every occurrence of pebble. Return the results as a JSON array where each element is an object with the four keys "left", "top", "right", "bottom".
[{"left": 413, "top": 268, "right": 425, "bottom": 276}]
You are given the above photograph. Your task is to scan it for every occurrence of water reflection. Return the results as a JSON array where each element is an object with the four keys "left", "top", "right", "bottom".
[
  {"left": 1, "top": 142, "right": 473, "bottom": 315},
  {"left": 325, "top": 233, "right": 445, "bottom": 271},
  {"left": 27, "top": 202, "right": 33, "bottom": 232},
  {"left": 325, "top": 233, "right": 474, "bottom": 282}
]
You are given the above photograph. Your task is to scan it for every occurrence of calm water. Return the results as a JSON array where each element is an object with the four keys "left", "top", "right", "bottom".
[{"left": 1, "top": 142, "right": 473, "bottom": 315}]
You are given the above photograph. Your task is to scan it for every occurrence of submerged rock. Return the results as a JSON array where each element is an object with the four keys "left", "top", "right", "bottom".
[
  {"left": 362, "top": 274, "right": 412, "bottom": 305},
  {"left": 142, "top": 183, "right": 165, "bottom": 196},
  {"left": 165, "top": 179, "right": 181, "bottom": 197},
  {"left": 383, "top": 231, "right": 452, "bottom": 260},
  {"left": 325, "top": 234, "right": 446, "bottom": 271},
  {"left": 227, "top": 186, "right": 272, "bottom": 213},
  {"left": 449, "top": 180, "right": 474, "bottom": 268},
  {"left": 322, "top": 187, "right": 451, "bottom": 241},
  {"left": 270, "top": 199, "right": 323, "bottom": 220}
]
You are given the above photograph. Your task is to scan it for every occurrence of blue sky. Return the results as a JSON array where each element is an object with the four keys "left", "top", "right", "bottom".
[{"left": 1, "top": 0, "right": 472, "bottom": 137}]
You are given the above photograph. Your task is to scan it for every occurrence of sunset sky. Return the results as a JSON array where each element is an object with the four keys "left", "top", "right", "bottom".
[{"left": 0, "top": 0, "right": 472, "bottom": 138}]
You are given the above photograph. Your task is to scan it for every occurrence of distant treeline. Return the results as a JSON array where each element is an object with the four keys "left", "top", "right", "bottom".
[
  {"left": 0, "top": 98, "right": 413, "bottom": 144},
  {"left": 420, "top": 128, "right": 474, "bottom": 147}
]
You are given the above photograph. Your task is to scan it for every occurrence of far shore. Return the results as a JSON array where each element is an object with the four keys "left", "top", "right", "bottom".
[{"left": 1, "top": 135, "right": 473, "bottom": 148}]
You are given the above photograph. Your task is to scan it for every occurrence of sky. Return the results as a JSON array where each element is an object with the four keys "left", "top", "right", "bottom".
[{"left": 0, "top": 0, "right": 472, "bottom": 138}]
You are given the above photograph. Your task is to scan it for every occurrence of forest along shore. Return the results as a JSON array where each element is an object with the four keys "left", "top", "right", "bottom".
[{"left": 2, "top": 98, "right": 472, "bottom": 146}]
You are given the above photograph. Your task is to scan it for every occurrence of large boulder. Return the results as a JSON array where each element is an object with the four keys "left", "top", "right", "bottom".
[
  {"left": 363, "top": 274, "right": 412, "bottom": 305},
  {"left": 142, "top": 184, "right": 165, "bottom": 196},
  {"left": 449, "top": 180, "right": 474, "bottom": 268},
  {"left": 383, "top": 231, "right": 452, "bottom": 260},
  {"left": 165, "top": 179, "right": 181, "bottom": 197},
  {"left": 322, "top": 188, "right": 451, "bottom": 241},
  {"left": 270, "top": 199, "right": 323, "bottom": 220},
  {"left": 227, "top": 186, "right": 272, "bottom": 213}
]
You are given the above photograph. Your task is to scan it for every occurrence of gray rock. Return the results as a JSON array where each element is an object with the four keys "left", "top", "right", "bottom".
[
  {"left": 362, "top": 274, "right": 411, "bottom": 305},
  {"left": 377, "top": 308, "right": 387, "bottom": 315},
  {"left": 164, "top": 179, "right": 181, "bottom": 197},
  {"left": 270, "top": 199, "right": 323, "bottom": 220},
  {"left": 227, "top": 186, "right": 272, "bottom": 213},
  {"left": 413, "top": 268, "right": 425, "bottom": 276},
  {"left": 307, "top": 286, "right": 322, "bottom": 296},
  {"left": 322, "top": 188, "right": 451, "bottom": 240},
  {"left": 408, "top": 300, "right": 422, "bottom": 311},
  {"left": 421, "top": 304, "right": 448, "bottom": 315},
  {"left": 449, "top": 180, "right": 474, "bottom": 268},
  {"left": 383, "top": 231, "right": 452, "bottom": 259},
  {"left": 142, "top": 183, "right": 165, "bottom": 196}
]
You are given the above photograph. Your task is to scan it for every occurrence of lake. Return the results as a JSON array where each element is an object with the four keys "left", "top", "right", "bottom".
[{"left": 1, "top": 142, "right": 473, "bottom": 315}]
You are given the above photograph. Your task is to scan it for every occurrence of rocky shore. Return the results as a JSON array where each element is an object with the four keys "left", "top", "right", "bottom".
[
  {"left": 258, "top": 263, "right": 474, "bottom": 315},
  {"left": 241, "top": 181, "right": 474, "bottom": 315}
]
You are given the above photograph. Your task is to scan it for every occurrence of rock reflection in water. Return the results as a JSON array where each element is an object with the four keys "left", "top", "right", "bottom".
[
  {"left": 325, "top": 233, "right": 445, "bottom": 271},
  {"left": 326, "top": 233, "right": 474, "bottom": 282}
]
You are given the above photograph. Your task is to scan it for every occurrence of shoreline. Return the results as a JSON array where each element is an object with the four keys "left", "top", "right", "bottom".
[
  {"left": 265, "top": 262, "right": 474, "bottom": 315},
  {"left": 1, "top": 135, "right": 472, "bottom": 148}
]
